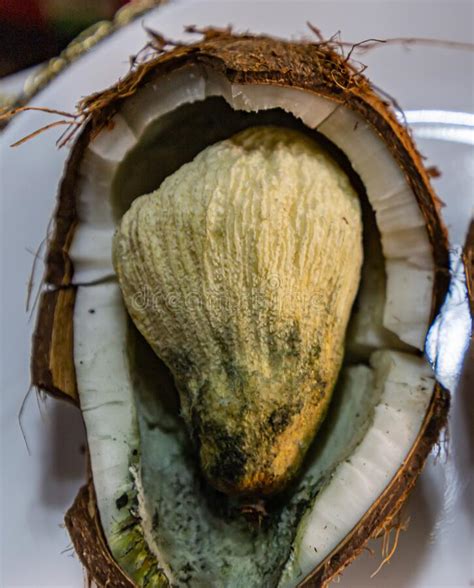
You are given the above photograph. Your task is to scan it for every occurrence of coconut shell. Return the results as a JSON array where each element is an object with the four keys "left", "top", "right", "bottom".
[
  {"left": 65, "top": 480, "right": 134, "bottom": 588},
  {"left": 30, "top": 29, "right": 451, "bottom": 587},
  {"left": 31, "top": 288, "right": 77, "bottom": 402},
  {"left": 302, "top": 385, "right": 448, "bottom": 586}
]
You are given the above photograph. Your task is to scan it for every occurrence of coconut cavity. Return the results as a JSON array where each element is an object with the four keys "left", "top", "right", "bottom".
[{"left": 70, "top": 65, "right": 438, "bottom": 587}]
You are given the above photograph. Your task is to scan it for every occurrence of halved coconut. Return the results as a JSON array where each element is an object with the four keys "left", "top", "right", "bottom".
[{"left": 31, "top": 29, "right": 450, "bottom": 588}]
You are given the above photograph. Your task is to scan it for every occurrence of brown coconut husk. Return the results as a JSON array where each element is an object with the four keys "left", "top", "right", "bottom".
[
  {"left": 29, "top": 29, "right": 451, "bottom": 588},
  {"left": 31, "top": 288, "right": 77, "bottom": 402},
  {"left": 65, "top": 483, "right": 133, "bottom": 588}
]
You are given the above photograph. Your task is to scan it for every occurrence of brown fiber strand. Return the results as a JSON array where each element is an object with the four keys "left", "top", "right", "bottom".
[
  {"left": 341, "top": 36, "right": 474, "bottom": 54},
  {"left": 18, "top": 385, "right": 34, "bottom": 455},
  {"left": 26, "top": 238, "right": 46, "bottom": 313},
  {"left": 4, "top": 105, "right": 77, "bottom": 119},
  {"left": 10, "top": 120, "right": 80, "bottom": 148},
  {"left": 370, "top": 515, "right": 409, "bottom": 578}
]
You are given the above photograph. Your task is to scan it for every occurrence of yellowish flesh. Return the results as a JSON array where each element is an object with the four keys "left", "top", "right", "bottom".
[{"left": 113, "top": 126, "right": 363, "bottom": 495}]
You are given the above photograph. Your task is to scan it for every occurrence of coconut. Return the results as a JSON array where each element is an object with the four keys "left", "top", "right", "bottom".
[{"left": 30, "top": 29, "right": 450, "bottom": 588}]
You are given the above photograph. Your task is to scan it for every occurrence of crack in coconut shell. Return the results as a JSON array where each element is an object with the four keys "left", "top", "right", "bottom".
[{"left": 28, "top": 29, "right": 452, "bottom": 588}]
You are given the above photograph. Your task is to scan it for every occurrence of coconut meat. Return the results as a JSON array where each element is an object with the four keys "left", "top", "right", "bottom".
[{"left": 69, "top": 65, "right": 438, "bottom": 587}]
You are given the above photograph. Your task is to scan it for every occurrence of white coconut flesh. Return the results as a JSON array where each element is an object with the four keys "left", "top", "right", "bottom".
[{"left": 70, "top": 65, "right": 437, "bottom": 587}]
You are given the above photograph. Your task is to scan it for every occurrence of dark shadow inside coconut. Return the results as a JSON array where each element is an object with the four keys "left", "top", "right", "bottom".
[{"left": 112, "top": 97, "right": 363, "bottom": 219}]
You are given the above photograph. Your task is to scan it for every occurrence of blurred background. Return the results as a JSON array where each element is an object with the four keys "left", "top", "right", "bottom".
[{"left": 0, "top": 0, "right": 130, "bottom": 77}]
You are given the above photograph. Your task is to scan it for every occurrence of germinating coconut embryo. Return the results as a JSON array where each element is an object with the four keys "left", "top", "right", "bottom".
[{"left": 24, "top": 27, "right": 456, "bottom": 588}]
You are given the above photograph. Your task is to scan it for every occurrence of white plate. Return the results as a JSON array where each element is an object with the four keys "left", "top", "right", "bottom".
[{"left": 0, "top": 1, "right": 472, "bottom": 586}]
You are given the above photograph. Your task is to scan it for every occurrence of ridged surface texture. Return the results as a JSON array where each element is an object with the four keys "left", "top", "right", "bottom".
[{"left": 113, "top": 126, "right": 363, "bottom": 494}]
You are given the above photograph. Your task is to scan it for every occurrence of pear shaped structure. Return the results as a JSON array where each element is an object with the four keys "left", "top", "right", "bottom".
[{"left": 113, "top": 126, "right": 363, "bottom": 495}]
